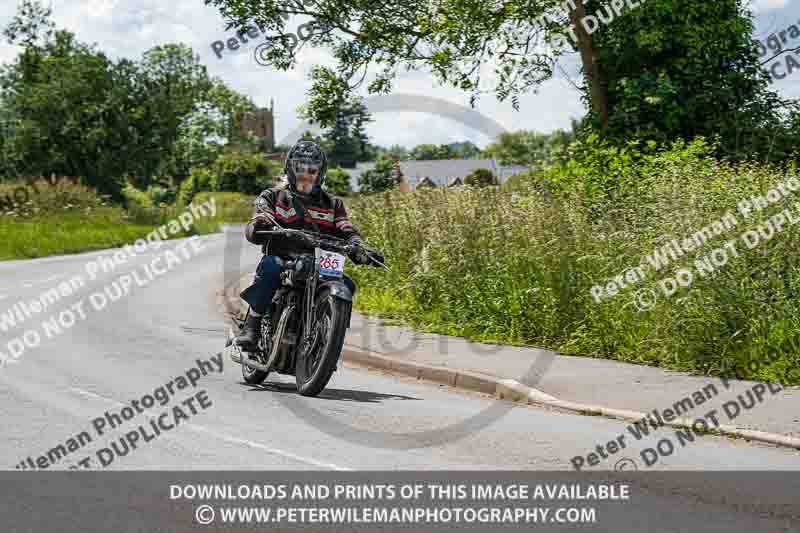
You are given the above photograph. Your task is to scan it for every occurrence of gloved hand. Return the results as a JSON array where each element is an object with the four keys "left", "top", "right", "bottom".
[
  {"left": 351, "top": 244, "right": 371, "bottom": 265},
  {"left": 369, "top": 249, "right": 386, "bottom": 266},
  {"left": 245, "top": 212, "right": 278, "bottom": 245},
  {"left": 350, "top": 244, "right": 385, "bottom": 266},
  {"left": 251, "top": 212, "right": 277, "bottom": 230}
]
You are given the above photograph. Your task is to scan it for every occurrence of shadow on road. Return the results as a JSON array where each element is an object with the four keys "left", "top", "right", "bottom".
[{"left": 242, "top": 381, "right": 421, "bottom": 403}]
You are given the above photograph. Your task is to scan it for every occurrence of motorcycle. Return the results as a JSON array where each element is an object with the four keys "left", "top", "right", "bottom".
[{"left": 225, "top": 228, "right": 386, "bottom": 397}]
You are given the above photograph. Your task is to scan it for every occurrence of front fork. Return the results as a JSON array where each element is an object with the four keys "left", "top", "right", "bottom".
[
  {"left": 301, "top": 250, "right": 322, "bottom": 351},
  {"left": 299, "top": 251, "right": 354, "bottom": 360}
]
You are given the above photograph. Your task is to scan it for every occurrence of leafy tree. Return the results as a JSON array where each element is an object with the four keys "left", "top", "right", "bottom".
[
  {"left": 0, "top": 89, "right": 17, "bottom": 178},
  {"left": 207, "top": 0, "right": 788, "bottom": 162},
  {"left": 464, "top": 168, "right": 496, "bottom": 187},
  {"left": 300, "top": 130, "right": 329, "bottom": 148},
  {"left": 449, "top": 141, "right": 482, "bottom": 159},
  {"left": 483, "top": 129, "right": 574, "bottom": 167},
  {"left": 1, "top": 1, "right": 257, "bottom": 196},
  {"left": 483, "top": 132, "right": 544, "bottom": 166},
  {"left": 385, "top": 144, "right": 410, "bottom": 160},
  {"left": 133, "top": 43, "right": 227, "bottom": 186},
  {"left": 350, "top": 99, "right": 373, "bottom": 161},
  {"left": 0, "top": 0, "right": 50, "bottom": 179},
  {"left": 366, "top": 143, "right": 409, "bottom": 161},
  {"left": 204, "top": 0, "right": 605, "bottom": 126},
  {"left": 1, "top": 0, "right": 53, "bottom": 49},
  {"left": 324, "top": 167, "right": 353, "bottom": 195},
  {"left": 409, "top": 143, "right": 457, "bottom": 160},
  {"left": 358, "top": 155, "right": 397, "bottom": 193},
  {"left": 324, "top": 104, "right": 360, "bottom": 168},
  {"left": 175, "top": 77, "right": 257, "bottom": 176},
  {"left": 593, "top": 0, "right": 789, "bottom": 160},
  {"left": 1, "top": 25, "right": 129, "bottom": 198},
  {"left": 320, "top": 97, "right": 373, "bottom": 167},
  {"left": 405, "top": 141, "right": 480, "bottom": 160},
  {"left": 409, "top": 144, "right": 439, "bottom": 160}
]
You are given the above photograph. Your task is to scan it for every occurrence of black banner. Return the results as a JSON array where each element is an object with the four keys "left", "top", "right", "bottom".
[{"left": 2, "top": 471, "right": 798, "bottom": 532}]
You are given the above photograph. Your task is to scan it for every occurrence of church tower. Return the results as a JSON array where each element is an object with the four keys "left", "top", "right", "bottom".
[{"left": 236, "top": 99, "right": 276, "bottom": 151}]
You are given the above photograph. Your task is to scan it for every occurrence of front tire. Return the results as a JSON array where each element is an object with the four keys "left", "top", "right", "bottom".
[{"left": 295, "top": 292, "right": 350, "bottom": 397}]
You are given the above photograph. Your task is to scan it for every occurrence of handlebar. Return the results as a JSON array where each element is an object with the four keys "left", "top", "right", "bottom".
[
  {"left": 255, "top": 228, "right": 388, "bottom": 270},
  {"left": 256, "top": 228, "right": 351, "bottom": 250}
]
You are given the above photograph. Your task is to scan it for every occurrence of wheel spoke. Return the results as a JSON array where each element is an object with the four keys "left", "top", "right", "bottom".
[{"left": 303, "top": 301, "right": 332, "bottom": 380}]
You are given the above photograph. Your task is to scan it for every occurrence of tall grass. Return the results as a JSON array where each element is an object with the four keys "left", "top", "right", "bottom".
[
  {"left": 346, "top": 142, "right": 800, "bottom": 384},
  {"left": 0, "top": 177, "right": 109, "bottom": 217}
]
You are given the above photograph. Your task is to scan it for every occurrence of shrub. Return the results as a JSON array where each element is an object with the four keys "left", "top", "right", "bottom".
[
  {"left": 0, "top": 177, "right": 108, "bottom": 218},
  {"left": 325, "top": 167, "right": 353, "bottom": 196},
  {"left": 122, "top": 183, "right": 154, "bottom": 209},
  {"left": 180, "top": 149, "right": 282, "bottom": 203},
  {"left": 358, "top": 156, "right": 397, "bottom": 193},
  {"left": 541, "top": 135, "right": 716, "bottom": 207},
  {"left": 464, "top": 168, "right": 496, "bottom": 187},
  {"left": 147, "top": 185, "right": 178, "bottom": 206}
]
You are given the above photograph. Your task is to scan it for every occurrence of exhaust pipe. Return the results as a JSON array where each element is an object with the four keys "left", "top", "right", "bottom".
[
  {"left": 226, "top": 328, "right": 272, "bottom": 373},
  {"left": 230, "top": 351, "right": 272, "bottom": 373}
]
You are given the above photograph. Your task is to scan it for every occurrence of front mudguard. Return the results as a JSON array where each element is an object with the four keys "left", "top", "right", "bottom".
[
  {"left": 319, "top": 280, "right": 353, "bottom": 302},
  {"left": 317, "top": 280, "right": 353, "bottom": 328}
]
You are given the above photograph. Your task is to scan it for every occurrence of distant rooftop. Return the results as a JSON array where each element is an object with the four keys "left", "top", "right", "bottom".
[{"left": 348, "top": 159, "right": 530, "bottom": 191}]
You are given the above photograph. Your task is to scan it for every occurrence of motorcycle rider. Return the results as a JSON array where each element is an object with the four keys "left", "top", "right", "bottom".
[{"left": 235, "top": 140, "right": 382, "bottom": 350}]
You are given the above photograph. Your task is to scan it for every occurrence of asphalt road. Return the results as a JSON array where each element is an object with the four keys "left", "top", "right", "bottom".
[{"left": 0, "top": 232, "right": 798, "bottom": 531}]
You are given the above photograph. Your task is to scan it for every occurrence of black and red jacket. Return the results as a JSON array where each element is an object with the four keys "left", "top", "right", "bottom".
[{"left": 245, "top": 184, "right": 363, "bottom": 256}]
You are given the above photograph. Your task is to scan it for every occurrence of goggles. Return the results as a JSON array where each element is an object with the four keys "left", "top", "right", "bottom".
[{"left": 291, "top": 159, "right": 322, "bottom": 177}]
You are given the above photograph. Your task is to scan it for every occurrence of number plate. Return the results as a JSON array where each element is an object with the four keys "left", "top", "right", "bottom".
[{"left": 316, "top": 249, "right": 346, "bottom": 278}]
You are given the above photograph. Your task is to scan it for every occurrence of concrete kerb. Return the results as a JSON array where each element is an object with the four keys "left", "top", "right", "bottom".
[{"left": 220, "top": 277, "right": 800, "bottom": 453}]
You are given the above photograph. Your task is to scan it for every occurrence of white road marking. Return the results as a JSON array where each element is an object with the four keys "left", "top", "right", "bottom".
[
  {"left": 69, "top": 387, "right": 351, "bottom": 471},
  {"left": 183, "top": 425, "right": 352, "bottom": 471},
  {"left": 0, "top": 234, "right": 223, "bottom": 270},
  {"left": 0, "top": 248, "right": 116, "bottom": 268},
  {"left": 21, "top": 274, "right": 66, "bottom": 288}
]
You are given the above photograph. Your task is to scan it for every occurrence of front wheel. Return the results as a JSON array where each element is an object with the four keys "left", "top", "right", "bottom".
[{"left": 295, "top": 292, "right": 350, "bottom": 397}]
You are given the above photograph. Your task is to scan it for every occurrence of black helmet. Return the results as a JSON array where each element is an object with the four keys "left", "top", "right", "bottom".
[{"left": 285, "top": 140, "right": 327, "bottom": 194}]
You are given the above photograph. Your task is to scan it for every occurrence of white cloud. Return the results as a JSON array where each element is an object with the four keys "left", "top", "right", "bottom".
[
  {"left": 0, "top": 0, "right": 797, "bottom": 147},
  {"left": 748, "top": 0, "right": 790, "bottom": 13}
]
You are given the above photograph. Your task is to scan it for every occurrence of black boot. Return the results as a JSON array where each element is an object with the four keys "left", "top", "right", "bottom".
[{"left": 235, "top": 313, "right": 262, "bottom": 351}]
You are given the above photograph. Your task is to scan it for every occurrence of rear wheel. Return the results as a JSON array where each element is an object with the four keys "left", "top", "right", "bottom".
[
  {"left": 241, "top": 356, "right": 268, "bottom": 384},
  {"left": 295, "top": 292, "right": 350, "bottom": 397}
]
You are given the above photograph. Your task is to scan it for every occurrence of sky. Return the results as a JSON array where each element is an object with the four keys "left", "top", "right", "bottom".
[{"left": 0, "top": 0, "right": 798, "bottom": 149}]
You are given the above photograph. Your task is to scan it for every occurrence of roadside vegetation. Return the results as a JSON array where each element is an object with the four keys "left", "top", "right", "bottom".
[
  {"left": 0, "top": 178, "right": 250, "bottom": 260},
  {"left": 347, "top": 138, "right": 800, "bottom": 385}
]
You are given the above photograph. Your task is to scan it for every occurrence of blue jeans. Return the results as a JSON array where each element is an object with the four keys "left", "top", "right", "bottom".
[{"left": 240, "top": 255, "right": 356, "bottom": 315}]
